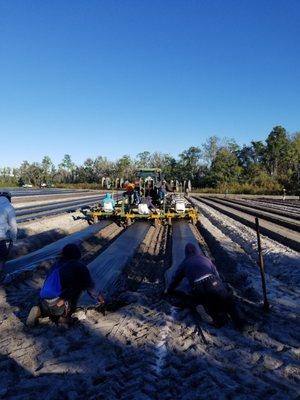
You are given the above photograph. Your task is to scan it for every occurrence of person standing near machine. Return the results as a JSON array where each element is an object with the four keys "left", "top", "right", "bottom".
[{"left": 0, "top": 192, "right": 17, "bottom": 271}]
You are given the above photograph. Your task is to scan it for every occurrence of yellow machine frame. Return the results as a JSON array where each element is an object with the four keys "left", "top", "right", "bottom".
[{"left": 88, "top": 207, "right": 199, "bottom": 225}]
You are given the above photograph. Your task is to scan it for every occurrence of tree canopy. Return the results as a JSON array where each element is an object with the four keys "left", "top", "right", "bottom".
[{"left": 1, "top": 126, "right": 299, "bottom": 194}]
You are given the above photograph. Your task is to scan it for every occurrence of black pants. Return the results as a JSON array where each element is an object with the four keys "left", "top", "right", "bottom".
[
  {"left": 0, "top": 240, "right": 11, "bottom": 263},
  {"left": 193, "top": 276, "right": 244, "bottom": 327},
  {"left": 39, "top": 292, "right": 81, "bottom": 322}
]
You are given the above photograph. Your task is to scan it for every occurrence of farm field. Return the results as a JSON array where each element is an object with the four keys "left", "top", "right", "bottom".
[{"left": 0, "top": 191, "right": 299, "bottom": 399}]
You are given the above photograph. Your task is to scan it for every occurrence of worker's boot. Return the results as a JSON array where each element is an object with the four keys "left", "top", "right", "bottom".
[
  {"left": 196, "top": 305, "right": 213, "bottom": 324},
  {"left": 26, "top": 305, "right": 42, "bottom": 327},
  {"left": 58, "top": 316, "right": 79, "bottom": 327}
]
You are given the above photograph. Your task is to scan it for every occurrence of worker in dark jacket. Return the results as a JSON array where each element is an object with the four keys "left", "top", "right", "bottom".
[
  {"left": 26, "top": 243, "right": 104, "bottom": 327},
  {"left": 166, "top": 243, "right": 245, "bottom": 329}
]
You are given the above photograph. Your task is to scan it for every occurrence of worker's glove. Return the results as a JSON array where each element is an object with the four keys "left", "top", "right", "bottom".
[
  {"left": 97, "top": 293, "right": 105, "bottom": 305},
  {"left": 96, "top": 294, "right": 106, "bottom": 316}
]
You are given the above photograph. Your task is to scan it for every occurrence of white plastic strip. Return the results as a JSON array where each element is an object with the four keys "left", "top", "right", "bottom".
[{"left": 80, "top": 222, "right": 150, "bottom": 305}]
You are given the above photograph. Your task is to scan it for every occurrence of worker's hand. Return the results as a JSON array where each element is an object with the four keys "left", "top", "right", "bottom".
[
  {"left": 57, "top": 299, "right": 65, "bottom": 307},
  {"left": 163, "top": 288, "right": 169, "bottom": 296},
  {"left": 97, "top": 293, "right": 105, "bottom": 305}
]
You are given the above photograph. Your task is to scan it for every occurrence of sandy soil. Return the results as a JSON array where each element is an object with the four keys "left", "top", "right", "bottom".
[
  {"left": 197, "top": 201, "right": 300, "bottom": 287},
  {"left": 0, "top": 215, "right": 299, "bottom": 399},
  {"left": 10, "top": 211, "right": 90, "bottom": 259}
]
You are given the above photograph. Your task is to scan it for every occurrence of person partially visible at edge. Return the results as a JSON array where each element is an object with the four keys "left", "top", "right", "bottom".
[
  {"left": 26, "top": 243, "right": 105, "bottom": 327},
  {"left": 101, "top": 192, "right": 116, "bottom": 212},
  {"left": 0, "top": 192, "right": 17, "bottom": 271},
  {"left": 166, "top": 243, "right": 246, "bottom": 329}
]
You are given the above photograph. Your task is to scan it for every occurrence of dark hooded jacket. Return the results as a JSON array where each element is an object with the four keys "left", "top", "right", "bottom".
[
  {"left": 40, "top": 244, "right": 96, "bottom": 301},
  {"left": 168, "top": 243, "right": 220, "bottom": 292}
]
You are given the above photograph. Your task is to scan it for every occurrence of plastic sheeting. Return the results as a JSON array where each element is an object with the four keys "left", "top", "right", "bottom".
[
  {"left": 165, "top": 221, "right": 202, "bottom": 293},
  {"left": 4, "top": 221, "right": 110, "bottom": 283},
  {"left": 16, "top": 197, "right": 105, "bottom": 223},
  {"left": 15, "top": 195, "right": 103, "bottom": 214},
  {"left": 10, "top": 189, "right": 89, "bottom": 197},
  {"left": 80, "top": 222, "right": 150, "bottom": 305}
]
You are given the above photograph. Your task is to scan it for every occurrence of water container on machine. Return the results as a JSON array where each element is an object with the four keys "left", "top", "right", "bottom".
[{"left": 175, "top": 199, "right": 186, "bottom": 213}]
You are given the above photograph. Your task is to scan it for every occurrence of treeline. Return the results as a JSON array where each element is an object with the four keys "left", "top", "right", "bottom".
[{"left": 1, "top": 126, "right": 299, "bottom": 194}]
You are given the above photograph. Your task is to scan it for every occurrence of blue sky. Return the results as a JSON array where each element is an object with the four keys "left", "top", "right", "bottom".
[{"left": 1, "top": 0, "right": 299, "bottom": 167}]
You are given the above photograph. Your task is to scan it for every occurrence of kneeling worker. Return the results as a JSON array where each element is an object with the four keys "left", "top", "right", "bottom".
[
  {"left": 26, "top": 243, "right": 105, "bottom": 327},
  {"left": 0, "top": 192, "right": 17, "bottom": 271},
  {"left": 166, "top": 243, "right": 246, "bottom": 329}
]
